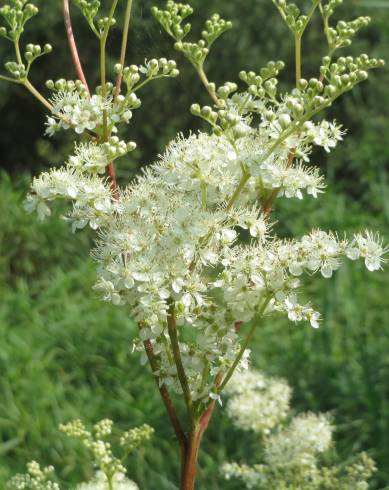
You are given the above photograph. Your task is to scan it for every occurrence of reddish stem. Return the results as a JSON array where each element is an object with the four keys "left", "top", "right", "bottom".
[
  {"left": 106, "top": 161, "right": 120, "bottom": 200},
  {"left": 180, "top": 402, "right": 217, "bottom": 490},
  {"left": 63, "top": 0, "right": 90, "bottom": 94},
  {"left": 143, "top": 338, "right": 188, "bottom": 468}
]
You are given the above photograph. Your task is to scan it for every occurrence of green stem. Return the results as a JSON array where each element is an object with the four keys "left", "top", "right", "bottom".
[
  {"left": 14, "top": 39, "right": 23, "bottom": 65},
  {"left": 141, "top": 335, "right": 188, "bottom": 467},
  {"left": 24, "top": 80, "right": 53, "bottom": 112},
  {"left": 167, "top": 303, "right": 193, "bottom": 420},
  {"left": 196, "top": 65, "right": 221, "bottom": 106},
  {"left": 100, "top": 0, "right": 119, "bottom": 139},
  {"left": 132, "top": 74, "right": 168, "bottom": 93},
  {"left": 198, "top": 360, "right": 210, "bottom": 398},
  {"left": 295, "top": 34, "right": 302, "bottom": 84},
  {"left": 218, "top": 296, "right": 272, "bottom": 393},
  {"left": 107, "top": 475, "right": 114, "bottom": 490},
  {"left": 295, "top": 0, "right": 321, "bottom": 84},
  {"left": 302, "top": 0, "right": 321, "bottom": 34},
  {"left": 114, "top": 0, "right": 134, "bottom": 97},
  {"left": 225, "top": 171, "right": 250, "bottom": 211},
  {"left": 0, "top": 74, "right": 20, "bottom": 83}
]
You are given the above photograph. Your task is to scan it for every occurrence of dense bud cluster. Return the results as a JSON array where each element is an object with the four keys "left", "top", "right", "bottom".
[
  {"left": 7, "top": 419, "right": 148, "bottom": 489},
  {"left": 120, "top": 424, "right": 155, "bottom": 452},
  {"left": 0, "top": 1, "right": 38, "bottom": 41},
  {"left": 153, "top": 2, "right": 231, "bottom": 70},
  {"left": 116, "top": 58, "right": 179, "bottom": 94},
  {"left": 7, "top": 462, "right": 59, "bottom": 490},
  {"left": 73, "top": 0, "right": 104, "bottom": 38},
  {"left": 271, "top": 0, "right": 320, "bottom": 37},
  {"left": 0, "top": 1, "right": 48, "bottom": 84},
  {"left": 320, "top": 0, "right": 371, "bottom": 53},
  {"left": 151, "top": 1, "right": 193, "bottom": 41},
  {"left": 59, "top": 419, "right": 151, "bottom": 488}
]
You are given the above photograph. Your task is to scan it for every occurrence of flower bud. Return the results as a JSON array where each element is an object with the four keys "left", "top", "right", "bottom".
[
  {"left": 190, "top": 103, "right": 201, "bottom": 115},
  {"left": 279, "top": 113, "right": 291, "bottom": 129}
]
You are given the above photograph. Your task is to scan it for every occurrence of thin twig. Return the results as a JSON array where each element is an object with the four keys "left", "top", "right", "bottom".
[
  {"left": 197, "top": 66, "right": 221, "bottom": 106},
  {"left": 218, "top": 296, "right": 272, "bottom": 394},
  {"left": 63, "top": 0, "right": 90, "bottom": 93},
  {"left": 114, "top": 0, "right": 133, "bottom": 98},
  {"left": 100, "top": 0, "right": 120, "bottom": 195}
]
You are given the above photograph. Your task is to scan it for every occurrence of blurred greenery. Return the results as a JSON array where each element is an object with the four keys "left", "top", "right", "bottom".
[{"left": 0, "top": 0, "right": 388, "bottom": 489}]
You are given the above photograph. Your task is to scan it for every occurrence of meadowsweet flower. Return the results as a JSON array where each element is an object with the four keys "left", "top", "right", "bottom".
[
  {"left": 47, "top": 90, "right": 112, "bottom": 135},
  {"left": 348, "top": 231, "right": 388, "bottom": 271},
  {"left": 304, "top": 120, "right": 345, "bottom": 152},
  {"left": 24, "top": 168, "right": 114, "bottom": 229},
  {"left": 260, "top": 160, "right": 326, "bottom": 199},
  {"left": 225, "top": 370, "right": 291, "bottom": 433},
  {"left": 264, "top": 413, "right": 333, "bottom": 469},
  {"left": 222, "top": 462, "right": 266, "bottom": 489},
  {"left": 279, "top": 295, "right": 321, "bottom": 329},
  {"left": 75, "top": 472, "right": 138, "bottom": 490},
  {"left": 222, "top": 370, "right": 375, "bottom": 489}
]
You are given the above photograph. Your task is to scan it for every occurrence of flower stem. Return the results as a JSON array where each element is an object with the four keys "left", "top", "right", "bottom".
[
  {"left": 218, "top": 295, "right": 272, "bottom": 394},
  {"left": 167, "top": 304, "right": 194, "bottom": 420},
  {"left": 225, "top": 171, "right": 250, "bottom": 211},
  {"left": 100, "top": 0, "right": 119, "bottom": 196},
  {"left": 142, "top": 335, "right": 188, "bottom": 464},
  {"left": 181, "top": 426, "right": 201, "bottom": 490},
  {"left": 295, "top": 34, "right": 302, "bottom": 84},
  {"left": 196, "top": 65, "right": 221, "bottom": 106},
  {"left": 115, "top": 0, "right": 134, "bottom": 98},
  {"left": 24, "top": 80, "right": 53, "bottom": 112},
  {"left": 63, "top": 0, "right": 90, "bottom": 93},
  {"left": 107, "top": 475, "right": 114, "bottom": 490}
]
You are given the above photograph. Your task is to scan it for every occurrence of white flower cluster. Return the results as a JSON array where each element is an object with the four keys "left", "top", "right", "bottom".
[
  {"left": 224, "top": 369, "right": 291, "bottom": 433},
  {"left": 264, "top": 413, "right": 333, "bottom": 469},
  {"left": 222, "top": 369, "right": 376, "bottom": 489},
  {"left": 158, "top": 123, "right": 335, "bottom": 207},
  {"left": 26, "top": 128, "right": 387, "bottom": 404},
  {"left": 24, "top": 167, "right": 113, "bottom": 229},
  {"left": 75, "top": 472, "right": 138, "bottom": 490},
  {"left": 69, "top": 138, "right": 136, "bottom": 175},
  {"left": 45, "top": 87, "right": 140, "bottom": 136},
  {"left": 223, "top": 462, "right": 265, "bottom": 489}
]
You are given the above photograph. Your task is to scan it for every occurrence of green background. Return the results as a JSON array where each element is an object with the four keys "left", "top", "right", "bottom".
[{"left": 0, "top": 0, "right": 388, "bottom": 488}]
